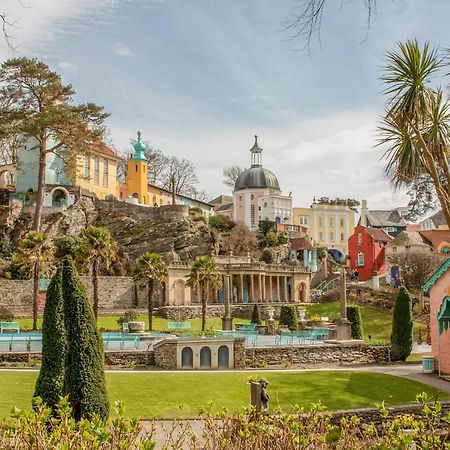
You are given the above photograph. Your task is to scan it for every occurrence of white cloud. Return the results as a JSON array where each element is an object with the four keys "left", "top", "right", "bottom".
[
  {"left": 58, "top": 61, "right": 79, "bottom": 72},
  {"left": 112, "top": 42, "right": 134, "bottom": 57}
]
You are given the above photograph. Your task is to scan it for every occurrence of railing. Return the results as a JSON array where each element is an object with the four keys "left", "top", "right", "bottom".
[
  {"left": 310, "top": 277, "right": 340, "bottom": 300},
  {"left": 169, "top": 260, "right": 310, "bottom": 273}
]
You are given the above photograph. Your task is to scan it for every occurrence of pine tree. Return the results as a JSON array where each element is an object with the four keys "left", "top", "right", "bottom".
[
  {"left": 346, "top": 305, "right": 364, "bottom": 340},
  {"left": 34, "top": 267, "right": 66, "bottom": 413},
  {"left": 62, "top": 256, "right": 109, "bottom": 421},
  {"left": 251, "top": 303, "right": 261, "bottom": 325},
  {"left": 391, "top": 286, "right": 413, "bottom": 361},
  {"left": 279, "top": 305, "right": 298, "bottom": 330}
]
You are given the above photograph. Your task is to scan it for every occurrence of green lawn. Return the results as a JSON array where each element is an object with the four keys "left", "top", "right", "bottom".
[{"left": 0, "top": 370, "right": 446, "bottom": 419}]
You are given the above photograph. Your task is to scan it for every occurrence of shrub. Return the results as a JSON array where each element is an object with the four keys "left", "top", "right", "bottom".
[
  {"left": 391, "top": 286, "right": 413, "bottom": 361},
  {"left": 279, "top": 305, "right": 298, "bottom": 330},
  {"left": 251, "top": 304, "right": 261, "bottom": 325},
  {"left": 53, "top": 235, "right": 82, "bottom": 259},
  {"left": 34, "top": 267, "right": 66, "bottom": 413},
  {"left": 346, "top": 305, "right": 363, "bottom": 340},
  {"left": 260, "top": 248, "right": 275, "bottom": 264},
  {"left": 63, "top": 256, "right": 109, "bottom": 421},
  {"left": 0, "top": 306, "right": 14, "bottom": 322},
  {"left": 117, "top": 309, "right": 139, "bottom": 327},
  {"left": 0, "top": 237, "right": 12, "bottom": 257},
  {"left": 8, "top": 255, "right": 31, "bottom": 280}
]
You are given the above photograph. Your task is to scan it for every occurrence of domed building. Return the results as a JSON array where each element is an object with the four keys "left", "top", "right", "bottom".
[{"left": 233, "top": 136, "right": 293, "bottom": 230}]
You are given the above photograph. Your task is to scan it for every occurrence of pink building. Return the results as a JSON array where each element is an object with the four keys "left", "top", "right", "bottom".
[
  {"left": 423, "top": 256, "right": 450, "bottom": 375},
  {"left": 233, "top": 136, "right": 292, "bottom": 230}
]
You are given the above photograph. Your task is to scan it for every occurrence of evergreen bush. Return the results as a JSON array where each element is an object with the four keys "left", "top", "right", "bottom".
[
  {"left": 346, "top": 305, "right": 363, "bottom": 340},
  {"left": 34, "top": 267, "right": 66, "bottom": 412},
  {"left": 117, "top": 309, "right": 139, "bottom": 327},
  {"left": 260, "top": 248, "right": 275, "bottom": 264},
  {"left": 62, "top": 256, "right": 109, "bottom": 421},
  {"left": 279, "top": 305, "right": 298, "bottom": 330},
  {"left": 391, "top": 286, "right": 413, "bottom": 361},
  {"left": 0, "top": 306, "right": 14, "bottom": 322},
  {"left": 251, "top": 304, "right": 261, "bottom": 324}
]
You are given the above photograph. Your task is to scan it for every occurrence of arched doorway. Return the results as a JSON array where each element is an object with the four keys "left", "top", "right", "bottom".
[
  {"left": 275, "top": 216, "right": 281, "bottom": 224},
  {"left": 181, "top": 347, "right": 193, "bottom": 368},
  {"left": 218, "top": 345, "right": 229, "bottom": 369},
  {"left": 51, "top": 187, "right": 69, "bottom": 207},
  {"left": 174, "top": 279, "right": 185, "bottom": 305},
  {"left": 299, "top": 282, "right": 307, "bottom": 302},
  {"left": 200, "top": 346, "right": 211, "bottom": 368}
]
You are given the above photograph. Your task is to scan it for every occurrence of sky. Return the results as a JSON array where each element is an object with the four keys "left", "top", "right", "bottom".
[{"left": 1, "top": 0, "right": 449, "bottom": 210}]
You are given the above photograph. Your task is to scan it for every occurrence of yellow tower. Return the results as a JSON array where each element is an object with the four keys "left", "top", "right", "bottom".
[{"left": 127, "top": 131, "right": 148, "bottom": 205}]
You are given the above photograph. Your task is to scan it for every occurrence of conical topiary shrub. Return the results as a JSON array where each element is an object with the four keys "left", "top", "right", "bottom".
[
  {"left": 34, "top": 267, "right": 66, "bottom": 412},
  {"left": 346, "top": 305, "right": 364, "bottom": 340},
  {"left": 279, "top": 305, "right": 298, "bottom": 330},
  {"left": 62, "top": 256, "right": 109, "bottom": 421},
  {"left": 391, "top": 286, "right": 413, "bottom": 361},
  {"left": 251, "top": 303, "right": 261, "bottom": 325}
]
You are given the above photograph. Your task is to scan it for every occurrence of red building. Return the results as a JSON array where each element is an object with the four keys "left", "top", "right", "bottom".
[{"left": 348, "top": 226, "right": 392, "bottom": 281}]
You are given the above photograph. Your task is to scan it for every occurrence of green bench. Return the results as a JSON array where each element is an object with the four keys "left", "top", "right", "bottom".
[
  {"left": 0, "top": 333, "right": 42, "bottom": 352},
  {"left": 275, "top": 331, "right": 295, "bottom": 346},
  {"left": 236, "top": 323, "right": 257, "bottom": 332},
  {"left": 168, "top": 321, "right": 192, "bottom": 332},
  {"left": 0, "top": 322, "right": 20, "bottom": 333}
]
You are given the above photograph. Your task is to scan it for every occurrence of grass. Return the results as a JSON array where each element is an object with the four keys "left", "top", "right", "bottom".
[{"left": 0, "top": 370, "right": 446, "bottom": 419}]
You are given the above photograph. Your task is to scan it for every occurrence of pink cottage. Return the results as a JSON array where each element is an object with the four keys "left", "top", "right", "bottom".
[{"left": 423, "top": 253, "right": 450, "bottom": 375}]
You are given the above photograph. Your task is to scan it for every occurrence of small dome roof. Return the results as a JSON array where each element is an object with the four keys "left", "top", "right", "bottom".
[
  {"left": 234, "top": 166, "right": 280, "bottom": 191},
  {"left": 132, "top": 131, "right": 147, "bottom": 161}
]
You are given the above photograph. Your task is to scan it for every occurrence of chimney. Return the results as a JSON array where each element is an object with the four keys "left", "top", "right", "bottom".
[{"left": 360, "top": 199, "right": 368, "bottom": 227}]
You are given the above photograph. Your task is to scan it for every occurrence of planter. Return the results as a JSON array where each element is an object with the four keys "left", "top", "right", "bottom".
[{"left": 128, "top": 321, "right": 145, "bottom": 333}]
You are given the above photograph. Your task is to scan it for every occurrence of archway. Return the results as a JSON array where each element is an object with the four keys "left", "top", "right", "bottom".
[
  {"left": 181, "top": 347, "right": 193, "bottom": 368},
  {"left": 299, "top": 282, "right": 307, "bottom": 302},
  {"left": 174, "top": 279, "right": 185, "bottom": 305},
  {"left": 200, "top": 346, "right": 211, "bottom": 368},
  {"left": 51, "top": 187, "right": 69, "bottom": 207},
  {"left": 218, "top": 345, "right": 230, "bottom": 369},
  {"left": 275, "top": 216, "right": 281, "bottom": 224}
]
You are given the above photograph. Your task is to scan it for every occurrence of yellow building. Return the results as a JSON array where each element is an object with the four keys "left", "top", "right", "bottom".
[
  {"left": 293, "top": 203, "right": 355, "bottom": 253},
  {"left": 77, "top": 143, "right": 121, "bottom": 200}
]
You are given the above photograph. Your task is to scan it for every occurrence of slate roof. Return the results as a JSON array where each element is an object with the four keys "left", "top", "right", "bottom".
[
  {"left": 389, "top": 231, "right": 430, "bottom": 248},
  {"left": 215, "top": 203, "right": 233, "bottom": 212},
  {"left": 290, "top": 237, "right": 315, "bottom": 251},
  {"left": 366, "top": 227, "right": 393, "bottom": 242},
  {"left": 210, "top": 195, "right": 233, "bottom": 205},
  {"left": 422, "top": 210, "right": 447, "bottom": 228},
  {"left": 364, "top": 209, "right": 408, "bottom": 228}
]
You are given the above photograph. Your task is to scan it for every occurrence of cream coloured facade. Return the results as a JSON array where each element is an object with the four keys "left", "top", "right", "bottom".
[{"left": 293, "top": 203, "right": 355, "bottom": 253}]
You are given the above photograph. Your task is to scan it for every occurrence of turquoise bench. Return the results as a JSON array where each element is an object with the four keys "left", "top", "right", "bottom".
[
  {"left": 167, "top": 321, "right": 192, "bottom": 332},
  {"left": 275, "top": 331, "right": 294, "bottom": 346},
  {"left": 295, "top": 331, "right": 317, "bottom": 344},
  {"left": 236, "top": 323, "right": 257, "bottom": 332},
  {"left": 0, "top": 322, "right": 20, "bottom": 333},
  {"left": 102, "top": 333, "right": 140, "bottom": 350},
  {"left": 0, "top": 333, "right": 42, "bottom": 351}
]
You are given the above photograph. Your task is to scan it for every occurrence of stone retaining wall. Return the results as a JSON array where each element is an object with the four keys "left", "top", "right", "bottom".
[{"left": 244, "top": 343, "right": 390, "bottom": 367}]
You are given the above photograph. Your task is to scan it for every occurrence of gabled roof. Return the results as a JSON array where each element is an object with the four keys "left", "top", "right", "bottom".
[
  {"left": 366, "top": 227, "right": 392, "bottom": 242},
  {"left": 389, "top": 231, "right": 430, "bottom": 248},
  {"left": 290, "top": 237, "right": 315, "bottom": 251},
  {"left": 210, "top": 195, "right": 233, "bottom": 205},
  {"left": 215, "top": 203, "right": 233, "bottom": 212},
  {"left": 421, "top": 210, "right": 447, "bottom": 228},
  {"left": 91, "top": 142, "right": 121, "bottom": 160},
  {"left": 423, "top": 257, "right": 450, "bottom": 293},
  {"left": 419, "top": 230, "right": 450, "bottom": 249},
  {"left": 363, "top": 209, "right": 408, "bottom": 227}
]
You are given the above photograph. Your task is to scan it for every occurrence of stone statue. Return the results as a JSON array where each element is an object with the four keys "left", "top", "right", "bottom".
[{"left": 260, "top": 378, "right": 269, "bottom": 410}]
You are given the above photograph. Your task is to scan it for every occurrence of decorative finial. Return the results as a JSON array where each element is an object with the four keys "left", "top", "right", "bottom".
[
  {"left": 137, "top": 130, "right": 141, "bottom": 141},
  {"left": 254, "top": 134, "right": 258, "bottom": 144}
]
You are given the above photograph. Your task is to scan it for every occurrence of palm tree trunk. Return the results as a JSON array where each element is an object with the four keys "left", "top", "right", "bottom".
[
  {"left": 148, "top": 280, "right": 154, "bottom": 331},
  {"left": 32, "top": 149, "right": 47, "bottom": 232},
  {"left": 32, "top": 261, "right": 39, "bottom": 331},
  {"left": 92, "top": 259, "right": 99, "bottom": 319},
  {"left": 202, "top": 281, "right": 209, "bottom": 333}
]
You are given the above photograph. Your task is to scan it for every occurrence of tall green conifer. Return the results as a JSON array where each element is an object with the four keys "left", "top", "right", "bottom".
[
  {"left": 391, "top": 287, "right": 413, "bottom": 361},
  {"left": 62, "top": 256, "right": 109, "bottom": 421},
  {"left": 34, "top": 267, "right": 66, "bottom": 412}
]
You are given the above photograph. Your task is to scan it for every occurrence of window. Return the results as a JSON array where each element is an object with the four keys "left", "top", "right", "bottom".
[
  {"left": 340, "top": 218, "right": 344, "bottom": 227},
  {"left": 319, "top": 231, "right": 323, "bottom": 241},
  {"left": 330, "top": 232, "right": 334, "bottom": 241},
  {"left": 102, "top": 158, "right": 108, "bottom": 187},
  {"left": 405, "top": 245, "right": 411, "bottom": 252},
  {"left": 94, "top": 158, "right": 99, "bottom": 185},
  {"left": 84, "top": 155, "right": 90, "bottom": 179},
  {"left": 319, "top": 217, "right": 323, "bottom": 227},
  {"left": 384, "top": 226, "right": 397, "bottom": 232},
  {"left": 357, "top": 233, "right": 363, "bottom": 244},
  {"left": 251, "top": 205, "right": 255, "bottom": 227},
  {"left": 329, "top": 218, "right": 334, "bottom": 226},
  {"left": 264, "top": 202, "right": 268, "bottom": 208},
  {"left": 258, "top": 206, "right": 261, "bottom": 211},
  {"left": 392, "top": 246, "right": 397, "bottom": 253},
  {"left": 356, "top": 252, "right": 365, "bottom": 267},
  {"left": 299, "top": 216, "right": 308, "bottom": 226},
  {"left": 251, "top": 194, "right": 254, "bottom": 200},
  {"left": 340, "top": 233, "right": 345, "bottom": 241}
]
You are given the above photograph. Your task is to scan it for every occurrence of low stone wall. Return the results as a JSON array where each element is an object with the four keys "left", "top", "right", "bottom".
[
  {"left": 244, "top": 343, "right": 390, "bottom": 367},
  {"left": 154, "top": 340, "right": 177, "bottom": 369}
]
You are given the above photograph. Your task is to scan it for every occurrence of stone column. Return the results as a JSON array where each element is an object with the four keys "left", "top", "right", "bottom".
[
  {"left": 336, "top": 266, "right": 352, "bottom": 340},
  {"left": 222, "top": 275, "right": 233, "bottom": 330},
  {"left": 283, "top": 277, "right": 288, "bottom": 302},
  {"left": 250, "top": 274, "right": 255, "bottom": 303},
  {"left": 240, "top": 273, "right": 244, "bottom": 303},
  {"left": 277, "top": 276, "right": 280, "bottom": 302},
  {"left": 261, "top": 275, "right": 266, "bottom": 302},
  {"left": 258, "top": 275, "right": 262, "bottom": 302},
  {"left": 269, "top": 275, "right": 273, "bottom": 303}
]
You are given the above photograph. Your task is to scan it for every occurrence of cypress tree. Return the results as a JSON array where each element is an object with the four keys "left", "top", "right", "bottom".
[
  {"left": 279, "top": 305, "right": 298, "bottom": 330},
  {"left": 62, "top": 256, "right": 109, "bottom": 421},
  {"left": 391, "top": 286, "right": 413, "bottom": 361},
  {"left": 251, "top": 303, "right": 261, "bottom": 325},
  {"left": 34, "top": 267, "right": 66, "bottom": 412},
  {"left": 346, "top": 305, "right": 364, "bottom": 340}
]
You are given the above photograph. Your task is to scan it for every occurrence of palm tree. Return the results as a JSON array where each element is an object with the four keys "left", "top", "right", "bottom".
[
  {"left": 133, "top": 253, "right": 168, "bottom": 331},
  {"left": 187, "top": 255, "right": 222, "bottom": 332},
  {"left": 379, "top": 39, "right": 450, "bottom": 227},
  {"left": 16, "top": 231, "right": 53, "bottom": 330},
  {"left": 80, "top": 226, "right": 118, "bottom": 319}
]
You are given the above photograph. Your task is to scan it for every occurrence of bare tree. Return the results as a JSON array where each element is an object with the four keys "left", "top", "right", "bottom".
[
  {"left": 284, "top": 0, "right": 377, "bottom": 50},
  {"left": 223, "top": 165, "right": 244, "bottom": 189},
  {"left": 161, "top": 156, "right": 198, "bottom": 196}
]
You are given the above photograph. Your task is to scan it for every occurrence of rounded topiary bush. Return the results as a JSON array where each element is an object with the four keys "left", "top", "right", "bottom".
[
  {"left": 279, "top": 305, "right": 298, "bottom": 330},
  {"left": 346, "top": 305, "right": 363, "bottom": 340},
  {"left": 260, "top": 248, "right": 275, "bottom": 264}
]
